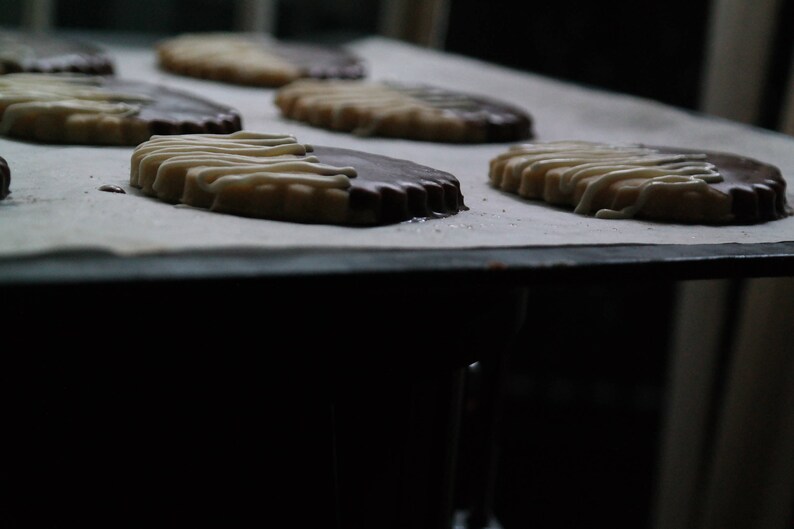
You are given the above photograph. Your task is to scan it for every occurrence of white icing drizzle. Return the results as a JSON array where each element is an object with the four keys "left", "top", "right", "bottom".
[
  {"left": 0, "top": 73, "right": 151, "bottom": 129},
  {"left": 493, "top": 140, "right": 723, "bottom": 219},
  {"left": 277, "top": 80, "right": 463, "bottom": 136},
  {"left": 130, "top": 130, "right": 356, "bottom": 193}
]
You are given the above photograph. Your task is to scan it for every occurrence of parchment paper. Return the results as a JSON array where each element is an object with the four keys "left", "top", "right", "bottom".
[{"left": 1, "top": 34, "right": 792, "bottom": 257}]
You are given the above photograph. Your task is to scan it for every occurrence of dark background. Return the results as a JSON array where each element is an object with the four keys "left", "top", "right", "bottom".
[
  {"left": 445, "top": 0, "right": 711, "bottom": 110},
  {"left": 486, "top": 279, "right": 676, "bottom": 529},
  {"left": 444, "top": 0, "right": 793, "bottom": 132}
]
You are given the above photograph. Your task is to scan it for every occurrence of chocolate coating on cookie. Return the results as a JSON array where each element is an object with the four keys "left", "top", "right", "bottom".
[
  {"left": 653, "top": 146, "right": 791, "bottom": 223},
  {"left": 157, "top": 32, "right": 364, "bottom": 87},
  {"left": 263, "top": 41, "right": 366, "bottom": 80},
  {"left": 0, "top": 155, "right": 9, "bottom": 199},
  {"left": 490, "top": 140, "right": 791, "bottom": 225},
  {"left": 312, "top": 146, "right": 468, "bottom": 223},
  {"left": 102, "top": 78, "right": 243, "bottom": 138},
  {"left": 0, "top": 74, "right": 242, "bottom": 145},
  {"left": 396, "top": 83, "right": 534, "bottom": 142},
  {"left": 0, "top": 30, "right": 114, "bottom": 75},
  {"left": 275, "top": 80, "right": 533, "bottom": 143},
  {"left": 130, "top": 132, "right": 466, "bottom": 226}
]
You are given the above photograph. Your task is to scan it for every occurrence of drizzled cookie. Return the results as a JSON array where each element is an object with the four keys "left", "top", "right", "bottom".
[
  {"left": 274, "top": 79, "right": 533, "bottom": 143},
  {"left": 0, "top": 73, "right": 241, "bottom": 145},
  {"left": 130, "top": 131, "right": 467, "bottom": 226},
  {"left": 489, "top": 140, "right": 791, "bottom": 224},
  {"left": 157, "top": 32, "right": 365, "bottom": 87}
]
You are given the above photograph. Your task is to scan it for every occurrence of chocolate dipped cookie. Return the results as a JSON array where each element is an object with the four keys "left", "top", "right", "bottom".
[
  {"left": 489, "top": 140, "right": 792, "bottom": 224},
  {"left": 130, "top": 131, "right": 467, "bottom": 226},
  {"left": 274, "top": 79, "right": 533, "bottom": 143},
  {"left": 157, "top": 32, "right": 365, "bottom": 87},
  {"left": 0, "top": 155, "right": 9, "bottom": 200},
  {"left": 0, "top": 30, "right": 114, "bottom": 75},
  {"left": 0, "top": 73, "right": 242, "bottom": 145}
]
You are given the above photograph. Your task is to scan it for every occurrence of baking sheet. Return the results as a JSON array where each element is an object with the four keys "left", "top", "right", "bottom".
[{"left": 1, "top": 34, "right": 793, "bottom": 258}]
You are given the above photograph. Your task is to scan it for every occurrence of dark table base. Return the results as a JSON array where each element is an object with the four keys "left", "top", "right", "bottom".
[{"left": 2, "top": 280, "right": 525, "bottom": 529}]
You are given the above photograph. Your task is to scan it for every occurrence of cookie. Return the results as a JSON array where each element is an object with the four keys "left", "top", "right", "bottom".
[
  {"left": 129, "top": 131, "right": 467, "bottom": 226},
  {"left": 0, "top": 155, "right": 9, "bottom": 200},
  {"left": 0, "top": 73, "right": 242, "bottom": 145},
  {"left": 156, "top": 32, "right": 365, "bottom": 87},
  {"left": 274, "top": 79, "right": 534, "bottom": 143},
  {"left": 489, "top": 140, "right": 792, "bottom": 224},
  {"left": 0, "top": 30, "right": 114, "bottom": 75}
]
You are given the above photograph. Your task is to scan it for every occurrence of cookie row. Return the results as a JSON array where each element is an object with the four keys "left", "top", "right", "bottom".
[
  {"left": 0, "top": 30, "right": 790, "bottom": 227},
  {"left": 0, "top": 29, "right": 535, "bottom": 145}
]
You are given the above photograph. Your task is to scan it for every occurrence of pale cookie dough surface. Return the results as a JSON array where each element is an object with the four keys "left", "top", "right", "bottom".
[
  {"left": 157, "top": 32, "right": 366, "bottom": 87},
  {"left": 0, "top": 73, "right": 242, "bottom": 145},
  {"left": 130, "top": 131, "right": 467, "bottom": 226},
  {"left": 0, "top": 29, "right": 114, "bottom": 75},
  {"left": 490, "top": 140, "right": 792, "bottom": 224},
  {"left": 275, "top": 79, "right": 533, "bottom": 143}
]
